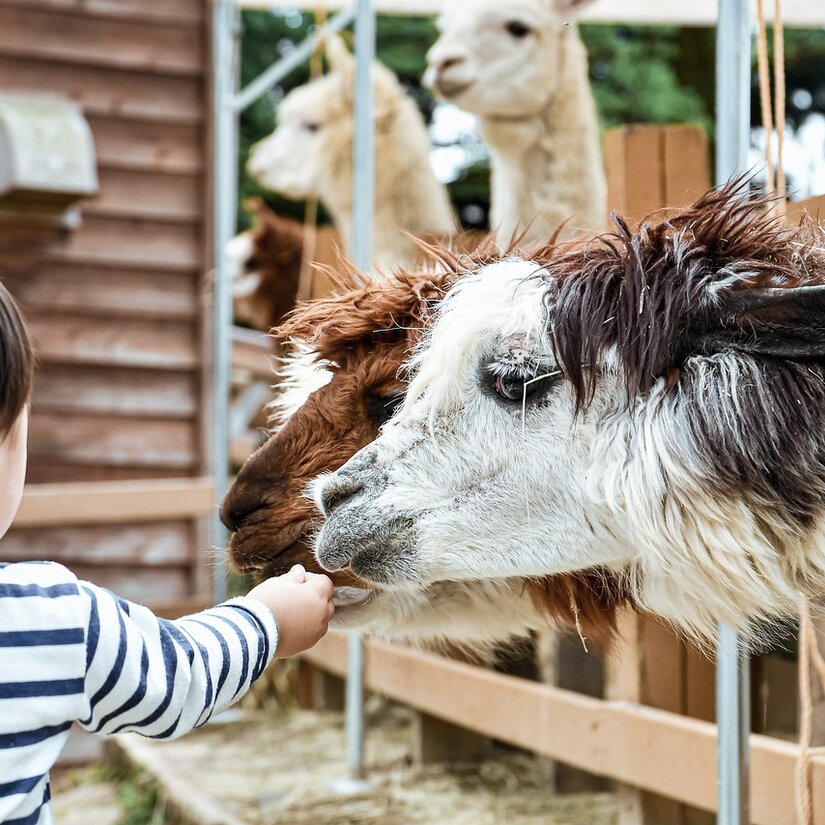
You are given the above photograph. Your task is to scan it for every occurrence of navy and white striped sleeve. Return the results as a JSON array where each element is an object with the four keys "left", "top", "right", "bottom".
[{"left": 79, "top": 583, "right": 279, "bottom": 738}]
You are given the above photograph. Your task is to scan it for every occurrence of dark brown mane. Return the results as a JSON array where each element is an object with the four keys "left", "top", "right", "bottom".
[{"left": 544, "top": 183, "right": 825, "bottom": 409}]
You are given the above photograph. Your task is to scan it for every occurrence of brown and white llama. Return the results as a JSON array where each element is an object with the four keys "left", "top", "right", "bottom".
[
  {"left": 425, "top": 0, "right": 606, "bottom": 244},
  {"left": 247, "top": 36, "right": 455, "bottom": 272},
  {"left": 229, "top": 198, "right": 304, "bottom": 331},
  {"left": 220, "top": 254, "right": 624, "bottom": 647},
  {"left": 313, "top": 186, "right": 825, "bottom": 643}
]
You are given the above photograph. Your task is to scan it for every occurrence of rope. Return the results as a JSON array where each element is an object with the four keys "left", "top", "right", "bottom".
[
  {"left": 296, "top": 7, "right": 327, "bottom": 303},
  {"left": 754, "top": 0, "right": 787, "bottom": 217},
  {"left": 773, "top": 0, "right": 787, "bottom": 219},
  {"left": 797, "top": 595, "right": 815, "bottom": 825},
  {"left": 755, "top": 0, "right": 775, "bottom": 198}
]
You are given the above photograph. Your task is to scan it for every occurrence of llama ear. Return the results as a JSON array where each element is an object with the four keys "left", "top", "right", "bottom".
[
  {"left": 325, "top": 35, "right": 354, "bottom": 75},
  {"left": 699, "top": 285, "right": 825, "bottom": 360}
]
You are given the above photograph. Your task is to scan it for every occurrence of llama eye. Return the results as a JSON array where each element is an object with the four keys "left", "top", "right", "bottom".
[
  {"left": 303, "top": 121, "right": 320, "bottom": 133},
  {"left": 493, "top": 370, "right": 559, "bottom": 403},
  {"left": 494, "top": 374, "right": 529, "bottom": 401},
  {"left": 505, "top": 20, "right": 532, "bottom": 38}
]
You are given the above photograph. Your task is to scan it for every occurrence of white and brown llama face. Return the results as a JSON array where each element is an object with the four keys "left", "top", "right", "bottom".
[
  {"left": 424, "top": 0, "right": 593, "bottom": 118},
  {"left": 314, "top": 190, "right": 825, "bottom": 641}
]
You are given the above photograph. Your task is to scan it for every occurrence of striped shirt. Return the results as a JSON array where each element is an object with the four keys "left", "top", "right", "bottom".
[{"left": 0, "top": 561, "right": 278, "bottom": 825}]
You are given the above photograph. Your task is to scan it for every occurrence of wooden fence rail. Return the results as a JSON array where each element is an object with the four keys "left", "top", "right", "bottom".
[
  {"left": 14, "top": 477, "right": 215, "bottom": 527},
  {"left": 303, "top": 633, "right": 824, "bottom": 825}
]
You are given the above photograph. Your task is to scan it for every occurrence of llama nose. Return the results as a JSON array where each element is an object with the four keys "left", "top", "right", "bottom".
[
  {"left": 319, "top": 475, "right": 364, "bottom": 517},
  {"left": 220, "top": 466, "right": 273, "bottom": 533},
  {"left": 437, "top": 54, "right": 465, "bottom": 73}
]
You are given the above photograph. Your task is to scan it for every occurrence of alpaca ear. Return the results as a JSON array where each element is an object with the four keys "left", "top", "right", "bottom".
[
  {"left": 700, "top": 285, "right": 825, "bottom": 360},
  {"left": 325, "top": 34, "right": 354, "bottom": 75}
]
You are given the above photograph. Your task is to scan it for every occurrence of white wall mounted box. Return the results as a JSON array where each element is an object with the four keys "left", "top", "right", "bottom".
[{"left": 0, "top": 93, "right": 98, "bottom": 228}]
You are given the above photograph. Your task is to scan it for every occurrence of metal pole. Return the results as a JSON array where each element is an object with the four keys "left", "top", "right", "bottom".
[
  {"left": 234, "top": 6, "right": 357, "bottom": 114},
  {"left": 345, "top": 0, "right": 375, "bottom": 786},
  {"left": 715, "top": 2, "right": 751, "bottom": 823},
  {"left": 211, "top": 0, "right": 239, "bottom": 604}
]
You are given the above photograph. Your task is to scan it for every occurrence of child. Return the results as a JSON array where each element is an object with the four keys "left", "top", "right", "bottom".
[{"left": 0, "top": 283, "right": 336, "bottom": 824}]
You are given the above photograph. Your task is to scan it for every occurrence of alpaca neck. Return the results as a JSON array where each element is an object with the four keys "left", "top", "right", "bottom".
[
  {"left": 320, "top": 94, "right": 455, "bottom": 273},
  {"left": 479, "top": 26, "right": 606, "bottom": 245},
  {"left": 323, "top": 144, "right": 454, "bottom": 272}
]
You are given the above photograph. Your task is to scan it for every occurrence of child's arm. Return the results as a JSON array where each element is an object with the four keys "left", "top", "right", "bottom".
[
  {"left": 0, "top": 560, "right": 333, "bottom": 745},
  {"left": 79, "top": 563, "right": 334, "bottom": 738}
]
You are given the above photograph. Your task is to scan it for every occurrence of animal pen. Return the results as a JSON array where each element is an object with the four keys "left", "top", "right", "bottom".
[
  {"left": 0, "top": 0, "right": 824, "bottom": 822},
  {"left": 212, "top": 2, "right": 825, "bottom": 824}
]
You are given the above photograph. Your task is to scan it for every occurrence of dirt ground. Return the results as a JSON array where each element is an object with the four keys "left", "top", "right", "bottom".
[
  {"left": 52, "top": 769, "right": 124, "bottom": 825},
  {"left": 116, "top": 701, "right": 618, "bottom": 825}
]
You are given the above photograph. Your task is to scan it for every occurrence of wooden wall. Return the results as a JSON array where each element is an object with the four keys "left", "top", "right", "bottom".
[{"left": 0, "top": 0, "right": 212, "bottom": 603}]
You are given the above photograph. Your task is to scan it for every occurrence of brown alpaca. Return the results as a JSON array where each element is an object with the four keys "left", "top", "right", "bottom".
[
  {"left": 221, "top": 246, "right": 626, "bottom": 647},
  {"left": 230, "top": 199, "right": 305, "bottom": 331}
]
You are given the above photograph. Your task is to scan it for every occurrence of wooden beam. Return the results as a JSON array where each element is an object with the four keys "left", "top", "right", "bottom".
[
  {"left": 303, "top": 634, "right": 824, "bottom": 825},
  {"left": 14, "top": 477, "right": 215, "bottom": 527},
  {"left": 234, "top": 0, "right": 824, "bottom": 28}
]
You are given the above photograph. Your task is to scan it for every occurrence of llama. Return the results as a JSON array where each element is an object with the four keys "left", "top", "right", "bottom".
[
  {"left": 220, "top": 256, "right": 623, "bottom": 647},
  {"left": 424, "top": 0, "right": 606, "bottom": 244},
  {"left": 313, "top": 186, "right": 825, "bottom": 643},
  {"left": 229, "top": 199, "right": 304, "bottom": 331},
  {"left": 247, "top": 36, "right": 455, "bottom": 272}
]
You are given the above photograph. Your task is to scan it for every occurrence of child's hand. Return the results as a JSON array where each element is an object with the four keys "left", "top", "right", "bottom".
[{"left": 247, "top": 565, "right": 335, "bottom": 658}]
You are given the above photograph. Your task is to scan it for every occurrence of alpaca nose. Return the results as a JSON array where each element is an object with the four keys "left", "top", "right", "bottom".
[
  {"left": 436, "top": 54, "right": 465, "bottom": 73},
  {"left": 220, "top": 463, "right": 273, "bottom": 533},
  {"left": 318, "top": 475, "right": 364, "bottom": 517}
]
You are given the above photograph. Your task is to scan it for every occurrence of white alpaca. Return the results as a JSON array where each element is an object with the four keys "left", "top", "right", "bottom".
[
  {"left": 425, "top": 0, "right": 606, "bottom": 244},
  {"left": 248, "top": 36, "right": 455, "bottom": 272},
  {"left": 312, "top": 191, "right": 825, "bottom": 643}
]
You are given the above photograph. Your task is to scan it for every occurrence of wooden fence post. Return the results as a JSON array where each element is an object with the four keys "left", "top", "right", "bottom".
[{"left": 604, "top": 123, "right": 713, "bottom": 825}]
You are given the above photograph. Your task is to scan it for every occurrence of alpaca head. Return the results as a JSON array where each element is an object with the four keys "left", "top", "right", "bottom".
[
  {"left": 247, "top": 35, "right": 409, "bottom": 202},
  {"left": 221, "top": 249, "right": 625, "bottom": 646},
  {"left": 424, "top": 0, "right": 594, "bottom": 118},
  {"left": 230, "top": 199, "right": 304, "bottom": 330},
  {"left": 314, "top": 188, "right": 825, "bottom": 641}
]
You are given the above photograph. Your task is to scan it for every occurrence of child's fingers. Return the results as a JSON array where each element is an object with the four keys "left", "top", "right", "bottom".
[
  {"left": 307, "top": 573, "right": 335, "bottom": 599},
  {"left": 285, "top": 564, "right": 306, "bottom": 583}
]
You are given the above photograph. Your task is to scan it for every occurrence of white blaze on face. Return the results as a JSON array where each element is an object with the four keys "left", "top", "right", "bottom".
[
  {"left": 268, "top": 344, "right": 333, "bottom": 432},
  {"left": 227, "top": 232, "right": 261, "bottom": 297}
]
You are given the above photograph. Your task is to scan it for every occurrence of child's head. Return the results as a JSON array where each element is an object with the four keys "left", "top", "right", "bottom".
[{"left": 0, "top": 283, "right": 34, "bottom": 539}]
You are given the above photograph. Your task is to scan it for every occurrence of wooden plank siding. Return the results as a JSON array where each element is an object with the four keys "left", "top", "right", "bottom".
[{"left": 0, "top": 0, "right": 212, "bottom": 605}]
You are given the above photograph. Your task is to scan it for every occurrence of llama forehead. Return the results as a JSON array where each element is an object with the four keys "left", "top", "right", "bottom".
[
  {"left": 401, "top": 260, "right": 548, "bottom": 417},
  {"left": 279, "top": 75, "right": 345, "bottom": 123},
  {"left": 440, "top": 259, "right": 547, "bottom": 341},
  {"left": 438, "top": 0, "right": 560, "bottom": 31}
]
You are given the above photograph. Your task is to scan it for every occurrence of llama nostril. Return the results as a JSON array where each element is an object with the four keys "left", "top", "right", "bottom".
[
  {"left": 438, "top": 55, "right": 464, "bottom": 73},
  {"left": 320, "top": 478, "right": 364, "bottom": 517}
]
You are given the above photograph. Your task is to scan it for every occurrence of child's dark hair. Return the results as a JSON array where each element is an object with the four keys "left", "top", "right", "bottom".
[{"left": 0, "top": 282, "right": 34, "bottom": 438}]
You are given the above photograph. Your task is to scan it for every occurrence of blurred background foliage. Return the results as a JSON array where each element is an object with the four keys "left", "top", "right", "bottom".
[{"left": 238, "top": 10, "right": 825, "bottom": 231}]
